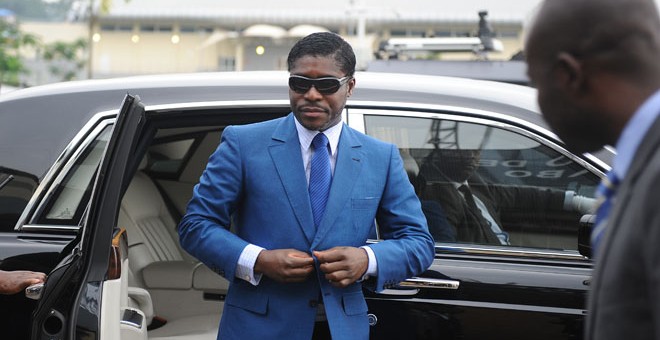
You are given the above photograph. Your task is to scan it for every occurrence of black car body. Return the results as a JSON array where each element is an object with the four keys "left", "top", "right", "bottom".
[{"left": 0, "top": 71, "right": 611, "bottom": 340}]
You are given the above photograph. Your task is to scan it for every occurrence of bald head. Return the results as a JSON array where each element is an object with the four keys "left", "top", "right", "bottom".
[
  {"left": 527, "top": 0, "right": 660, "bottom": 84},
  {"left": 525, "top": 0, "right": 660, "bottom": 154}
]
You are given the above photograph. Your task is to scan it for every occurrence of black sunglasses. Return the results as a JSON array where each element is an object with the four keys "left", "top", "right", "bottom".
[{"left": 288, "top": 75, "right": 352, "bottom": 95}]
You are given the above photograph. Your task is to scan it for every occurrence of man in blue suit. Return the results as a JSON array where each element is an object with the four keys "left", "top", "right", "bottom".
[{"left": 178, "top": 32, "right": 435, "bottom": 340}]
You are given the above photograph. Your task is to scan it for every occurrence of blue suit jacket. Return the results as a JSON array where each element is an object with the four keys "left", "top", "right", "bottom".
[{"left": 179, "top": 113, "right": 434, "bottom": 340}]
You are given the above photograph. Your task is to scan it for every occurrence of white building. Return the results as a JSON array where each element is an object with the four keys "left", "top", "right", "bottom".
[{"left": 23, "top": 0, "right": 545, "bottom": 82}]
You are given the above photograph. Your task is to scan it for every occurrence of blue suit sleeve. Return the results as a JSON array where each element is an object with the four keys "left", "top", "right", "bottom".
[
  {"left": 178, "top": 126, "right": 249, "bottom": 282},
  {"left": 368, "top": 144, "right": 435, "bottom": 291}
]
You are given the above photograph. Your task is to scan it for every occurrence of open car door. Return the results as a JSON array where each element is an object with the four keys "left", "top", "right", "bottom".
[{"left": 30, "top": 94, "right": 147, "bottom": 340}]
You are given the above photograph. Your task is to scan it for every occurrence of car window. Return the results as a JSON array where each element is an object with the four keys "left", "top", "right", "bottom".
[
  {"left": 364, "top": 114, "right": 600, "bottom": 251},
  {"left": 145, "top": 138, "right": 196, "bottom": 179},
  {"left": 37, "top": 126, "right": 113, "bottom": 226}
]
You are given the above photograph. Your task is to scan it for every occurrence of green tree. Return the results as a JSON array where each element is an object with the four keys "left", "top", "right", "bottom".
[
  {"left": 43, "top": 38, "right": 87, "bottom": 81},
  {"left": 0, "top": 19, "right": 40, "bottom": 86},
  {"left": 0, "top": 0, "right": 76, "bottom": 22}
]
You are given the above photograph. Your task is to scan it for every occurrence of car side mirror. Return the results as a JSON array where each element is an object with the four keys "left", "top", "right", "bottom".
[{"left": 578, "top": 214, "right": 595, "bottom": 259}]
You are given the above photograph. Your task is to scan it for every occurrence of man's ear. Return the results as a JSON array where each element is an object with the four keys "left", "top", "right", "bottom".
[
  {"left": 346, "top": 78, "right": 356, "bottom": 97},
  {"left": 554, "top": 52, "right": 584, "bottom": 94}
]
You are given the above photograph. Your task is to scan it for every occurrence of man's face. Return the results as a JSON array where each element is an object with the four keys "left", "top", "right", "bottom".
[
  {"left": 526, "top": 52, "right": 605, "bottom": 154},
  {"left": 434, "top": 149, "right": 481, "bottom": 182},
  {"left": 289, "top": 55, "right": 355, "bottom": 131}
]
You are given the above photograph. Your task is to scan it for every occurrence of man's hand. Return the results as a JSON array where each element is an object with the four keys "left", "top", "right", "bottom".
[
  {"left": 314, "top": 247, "right": 368, "bottom": 288},
  {"left": 0, "top": 270, "right": 47, "bottom": 295},
  {"left": 254, "top": 249, "right": 315, "bottom": 283}
]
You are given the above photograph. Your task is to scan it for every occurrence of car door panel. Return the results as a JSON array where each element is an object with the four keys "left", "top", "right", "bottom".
[
  {"left": 31, "top": 94, "right": 146, "bottom": 339},
  {"left": 0, "top": 233, "right": 71, "bottom": 271},
  {"left": 366, "top": 254, "right": 589, "bottom": 339},
  {"left": 0, "top": 233, "right": 72, "bottom": 339},
  {"left": 367, "top": 298, "right": 583, "bottom": 339}
]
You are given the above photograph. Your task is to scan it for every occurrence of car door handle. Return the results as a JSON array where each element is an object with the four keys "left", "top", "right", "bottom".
[
  {"left": 25, "top": 282, "right": 44, "bottom": 300},
  {"left": 398, "top": 277, "right": 460, "bottom": 290}
]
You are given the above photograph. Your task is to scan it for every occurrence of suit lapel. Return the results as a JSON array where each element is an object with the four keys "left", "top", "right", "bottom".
[
  {"left": 269, "top": 114, "right": 315, "bottom": 244},
  {"left": 313, "top": 126, "right": 363, "bottom": 245},
  {"left": 589, "top": 113, "right": 660, "bottom": 326},
  {"left": 621, "top": 113, "right": 660, "bottom": 188},
  {"left": 601, "top": 113, "right": 660, "bottom": 252}
]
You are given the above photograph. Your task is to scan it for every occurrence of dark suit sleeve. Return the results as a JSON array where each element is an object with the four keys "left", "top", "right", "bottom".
[
  {"left": 368, "top": 144, "right": 435, "bottom": 292},
  {"left": 478, "top": 183, "right": 566, "bottom": 213},
  {"left": 637, "top": 171, "right": 660, "bottom": 338}
]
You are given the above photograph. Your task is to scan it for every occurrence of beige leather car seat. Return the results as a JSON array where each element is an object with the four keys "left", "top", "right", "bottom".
[
  {"left": 118, "top": 157, "right": 225, "bottom": 339},
  {"left": 119, "top": 170, "right": 197, "bottom": 286}
]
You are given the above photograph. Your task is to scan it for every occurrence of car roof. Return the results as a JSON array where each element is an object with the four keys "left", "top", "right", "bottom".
[
  {"left": 1, "top": 70, "right": 538, "bottom": 111},
  {"left": 366, "top": 60, "right": 530, "bottom": 86},
  {"left": 0, "top": 71, "right": 542, "bottom": 180}
]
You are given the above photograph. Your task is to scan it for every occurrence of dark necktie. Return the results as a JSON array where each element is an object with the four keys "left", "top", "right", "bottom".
[
  {"left": 309, "top": 133, "right": 331, "bottom": 228},
  {"left": 459, "top": 184, "right": 509, "bottom": 244},
  {"left": 458, "top": 184, "right": 479, "bottom": 211},
  {"left": 591, "top": 171, "right": 620, "bottom": 258}
]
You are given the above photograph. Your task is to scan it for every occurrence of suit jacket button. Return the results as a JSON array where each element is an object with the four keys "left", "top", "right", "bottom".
[{"left": 309, "top": 300, "right": 319, "bottom": 308}]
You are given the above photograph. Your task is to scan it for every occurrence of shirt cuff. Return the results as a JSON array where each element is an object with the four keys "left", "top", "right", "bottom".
[
  {"left": 563, "top": 191, "right": 575, "bottom": 210},
  {"left": 236, "top": 244, "right": 265, "bottom": 285},
  {"left": 566, "top": 190, "right": 597, "bottom": 214},
  {"left": 359, "top": 245, "right": 378, "bottom": 281}
]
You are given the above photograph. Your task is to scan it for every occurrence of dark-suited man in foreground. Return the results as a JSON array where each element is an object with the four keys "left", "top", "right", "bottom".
[
  {"left": 526, "top": 0, "right": 660, "bottom": 339},
  {"left": 178, "top": 32, "right": 435, "bottom": 340}
]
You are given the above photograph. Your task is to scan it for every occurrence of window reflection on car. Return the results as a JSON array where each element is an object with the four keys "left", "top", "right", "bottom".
[{"left": 365, "top": 115, "right": 599, "bottom": 250}]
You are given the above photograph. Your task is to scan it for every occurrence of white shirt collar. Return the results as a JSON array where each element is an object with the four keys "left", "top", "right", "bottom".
[
  {"left": 613, "top": 88, "right": 660, "bottom": 179},
  {"left": 294, "top": 117, "right": 342, "bottom": 157},
  {"left": 451, "top": 181, "right": 467, "bottom": 190}
]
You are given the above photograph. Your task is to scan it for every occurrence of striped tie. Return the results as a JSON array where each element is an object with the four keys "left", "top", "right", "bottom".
[
  {"left": 591, "top": 171, "right": 620, "bottom": 258},
  {"left": 309, "top": 133, "right": 331, "bottom": 228}
]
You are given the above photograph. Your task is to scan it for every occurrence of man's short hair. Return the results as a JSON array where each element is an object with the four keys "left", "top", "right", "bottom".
[{"left": 287, "top": 32, "right": 356, "bottom": 77}]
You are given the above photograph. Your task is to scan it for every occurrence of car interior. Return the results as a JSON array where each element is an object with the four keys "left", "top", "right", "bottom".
[
  {"left": 112, "top": 105, "right": 289, "bottom": 338},
  {"left": 116, "top": 126, "right": 232, "bottom": 339}
]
